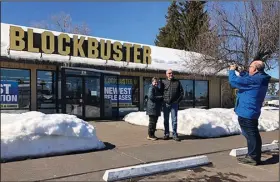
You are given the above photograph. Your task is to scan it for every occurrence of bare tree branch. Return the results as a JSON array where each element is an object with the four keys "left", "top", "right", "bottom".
[
  {"left": 183, "top": 1, "right": 279, "bottom": 75},
  {"left": 30, "top": 11, "right": 91, "bottom": 35}
]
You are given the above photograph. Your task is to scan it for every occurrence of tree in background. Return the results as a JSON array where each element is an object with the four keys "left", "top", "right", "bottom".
[
  {"left": 155, "top": 1, "right": 279, "bottom": 76},
  {"left": 30, "top": 11, "right": 91, "bottom": 35},
  {"left": 179, "top": 1, "right": 209, "bottom": 51},
  {"left": 267, "top": 83, "right": 277, "bottom": 96},
  {"left": 155, "top": 1, "right": 209, "bottom": 51},
  {"left": 154, "top": 1, "right": 183, "bottom": 49},
  {"left": 185, "top": 1, "right": 279, "bottom": 75}
]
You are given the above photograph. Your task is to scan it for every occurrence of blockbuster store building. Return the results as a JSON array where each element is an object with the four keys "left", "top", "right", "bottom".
[{"left": 1, "top": 23, "right": 275, "bottom": 120}]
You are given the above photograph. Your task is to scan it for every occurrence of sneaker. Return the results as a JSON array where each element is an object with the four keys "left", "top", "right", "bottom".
[
  {"left": 147, "top": 135, "right": 158, "bottom": 141},
  {"left": 163, "top": 135, "right": 170, "bottom": 140},
  {"left": 237, "top": 155, "right": 260, "bottom": 166},
  {"left": 173, "top": 135, "right": 181, "bottom": 142}
]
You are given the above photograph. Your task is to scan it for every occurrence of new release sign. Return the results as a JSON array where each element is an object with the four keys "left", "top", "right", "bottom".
[
  {"left": 104, "top": 77, "right": 133, "bottom": 107},
  {"left": 0, "top": 81, "right": 19, "bottom": 109}
]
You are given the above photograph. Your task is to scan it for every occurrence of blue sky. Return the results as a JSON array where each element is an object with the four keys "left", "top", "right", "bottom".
[
  {"left": 1, "top": 2, "right": 279, "bottom": 79},
  {"left": 2, "top": 2, "right": 170, "bottom": 45}
]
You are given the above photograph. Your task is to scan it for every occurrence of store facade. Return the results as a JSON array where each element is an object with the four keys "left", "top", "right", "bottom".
[{"left": 2, "top": 23, "right": 269, "bottom": 120}]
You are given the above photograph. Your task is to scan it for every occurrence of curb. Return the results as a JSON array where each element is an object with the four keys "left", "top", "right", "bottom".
[
  {"left": 103, "top": 155, "right": 210, "bottom": 181},
  {"left": 229, "top": 141, "right": 279, "bottom": 157}
]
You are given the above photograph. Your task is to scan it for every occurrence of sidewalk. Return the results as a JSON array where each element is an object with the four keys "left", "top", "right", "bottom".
[{"left": 1, "top": 121, "right": 278, "bottom": 181}]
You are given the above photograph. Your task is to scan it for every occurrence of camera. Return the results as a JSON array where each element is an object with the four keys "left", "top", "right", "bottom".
[
  {"left": 234, "top": 64, "right": 245, "bottom": 72},
  {"left": 235, "top": 65, "right": 240, "bottom": 71}
]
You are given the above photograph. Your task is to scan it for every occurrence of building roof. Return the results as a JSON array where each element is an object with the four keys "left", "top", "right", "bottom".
[{"left": 1, "top": 23, "right": 229, "bottom": 77}]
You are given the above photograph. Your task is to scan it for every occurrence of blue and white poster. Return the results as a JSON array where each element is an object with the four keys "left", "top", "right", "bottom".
[
  {"left": 104, "top": 77, "right": 133, "bottom": 107},
  {"left": 0, "top": 81, "right": 19, "bottom": 109}
]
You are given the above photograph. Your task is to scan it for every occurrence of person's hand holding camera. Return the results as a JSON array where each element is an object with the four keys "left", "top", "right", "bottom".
[{"left": 230, "top": 64, "right": 237, "bottom": 71}]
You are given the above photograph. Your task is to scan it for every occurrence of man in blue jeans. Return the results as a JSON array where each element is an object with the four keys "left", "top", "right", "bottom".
[
  {"left": 160, "top": 69, "right": 184, "bottom": 141},
  {"left": 228, "top": 60, "right": 271, "bottom": 165}
]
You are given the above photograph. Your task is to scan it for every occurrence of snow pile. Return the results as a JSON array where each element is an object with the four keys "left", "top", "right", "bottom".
[
  {"left": 1, "top": 111, "right": 105, "bottom": 160},
  {"left": 267, "top": 100, "right": 279, "bottom": 106},
  {"left": 124, "top": 107, "right": 279, "bottom": 138}
]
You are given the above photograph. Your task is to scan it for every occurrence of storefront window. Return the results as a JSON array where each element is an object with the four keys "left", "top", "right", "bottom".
[
  {"left": 118, "top": 76, "right": 139, "bottom": 117},
  {"left": 179, "top": 80, "right": 194, "bottom": 109},
  {"left": 143, "top": 77, "right": 152, "bottom": 110},
  {"left": 37, "top": 70, "right": 56, "bottom": 114},
  {"left": 104, "top": 75, "right": 119, "bottom": 118},
  {"left": 104, "top": 76, "right": 139, "bottom": 117},
  {"left": 57, "top": 71, "right": 62, "bottom": 113},
  {"left": 1, "top": 68, "right": 31, "bottom": 112},
  {"left": 144, "top": 79, "right": 209, "bottom": 110},
  {"left": 195, "top": 80, "right": 209, "bottom": 108}
]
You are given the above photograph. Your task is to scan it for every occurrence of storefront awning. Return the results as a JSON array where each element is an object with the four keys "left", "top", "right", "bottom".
[{"left": 61, "top": 66, "right": 120, "bottom": 75}]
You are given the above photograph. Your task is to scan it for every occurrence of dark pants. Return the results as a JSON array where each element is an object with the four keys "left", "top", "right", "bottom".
[
  {"left": 148, "top": 115, "right": 158, "bottom": 136},
  {"left": 238, "top": 116, "right": 262, "bottom": 162},
  {"left": 163, "top": 103, "right": 178, "bottom": 136}
]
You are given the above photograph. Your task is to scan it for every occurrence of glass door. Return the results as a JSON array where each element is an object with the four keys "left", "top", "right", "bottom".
[
  {"left": 84, "top": 77, "right": 101, "bottom": 118},
  {"left": 65, "top": 76, "right": 83, "bottom": 118},
  {"left": 61, "top": 67, "right": 120, "bottom": 120}
]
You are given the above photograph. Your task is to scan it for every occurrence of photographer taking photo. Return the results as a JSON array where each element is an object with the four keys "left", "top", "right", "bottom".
[{"left": 228, "top": 60, "right": 271, "bottom": 166}]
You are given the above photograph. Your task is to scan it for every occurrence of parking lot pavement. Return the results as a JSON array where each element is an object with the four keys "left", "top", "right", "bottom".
[
  {"left": 121, "top": 150, "right": 279, "bottom": 182},
  {"left": 1, "top": 121, "right": 278, "bottom": 181}
]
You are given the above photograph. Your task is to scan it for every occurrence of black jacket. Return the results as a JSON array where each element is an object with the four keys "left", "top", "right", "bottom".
[
  {"left": 146, "top": 85, "right": 163, "bottom": 116},
  {"left": 160, "top": 78, "right": 184, "bottom": 104}
]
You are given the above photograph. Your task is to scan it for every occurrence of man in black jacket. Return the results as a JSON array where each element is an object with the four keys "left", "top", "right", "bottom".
[{"left": 160, "top": 69, "right": 184, "bottom": 141}]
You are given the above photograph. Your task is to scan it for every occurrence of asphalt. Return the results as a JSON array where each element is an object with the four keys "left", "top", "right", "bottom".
[{"left": 1, "top": 121, "right": 279, "bottom": 181}]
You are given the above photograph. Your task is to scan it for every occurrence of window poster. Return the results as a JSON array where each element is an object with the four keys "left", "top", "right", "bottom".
[
  {"left": 0, "top": 80, "right": 19, "bottom": 109},
  {"left": 104, "top": 77, "right": 133, "bottom": 107}
]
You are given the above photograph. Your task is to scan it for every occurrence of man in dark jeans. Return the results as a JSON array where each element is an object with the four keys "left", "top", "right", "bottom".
[
  {"left": 229, "top": 60, "right": 271, "bottom": 165},
  {"left": 160, "top": 69, "right": 184, "bottom": 141}
]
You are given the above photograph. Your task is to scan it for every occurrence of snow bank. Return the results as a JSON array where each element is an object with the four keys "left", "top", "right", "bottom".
[
  {"left": 1, "top": 111, "right": 105, "bottom": 160},
  {"left": 267, "top": 100, "right": 279, "bottom": 106},
  {"left": 124, "top": 107, "right": 279, "bottom": 138}
]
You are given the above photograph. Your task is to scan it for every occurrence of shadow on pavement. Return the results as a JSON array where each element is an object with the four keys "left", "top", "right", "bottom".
[
  {"left": 177, "top": 171, "right": 247, "bottom": 182},
  {"left": 1, "top": 142, "right": 116, "bottom": 163},
  {"left": 261, "top": 150, "right": 279, "bottom": 165},
  {"left": 179, "top": 135, "right": 205, "bottom": 140}
]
